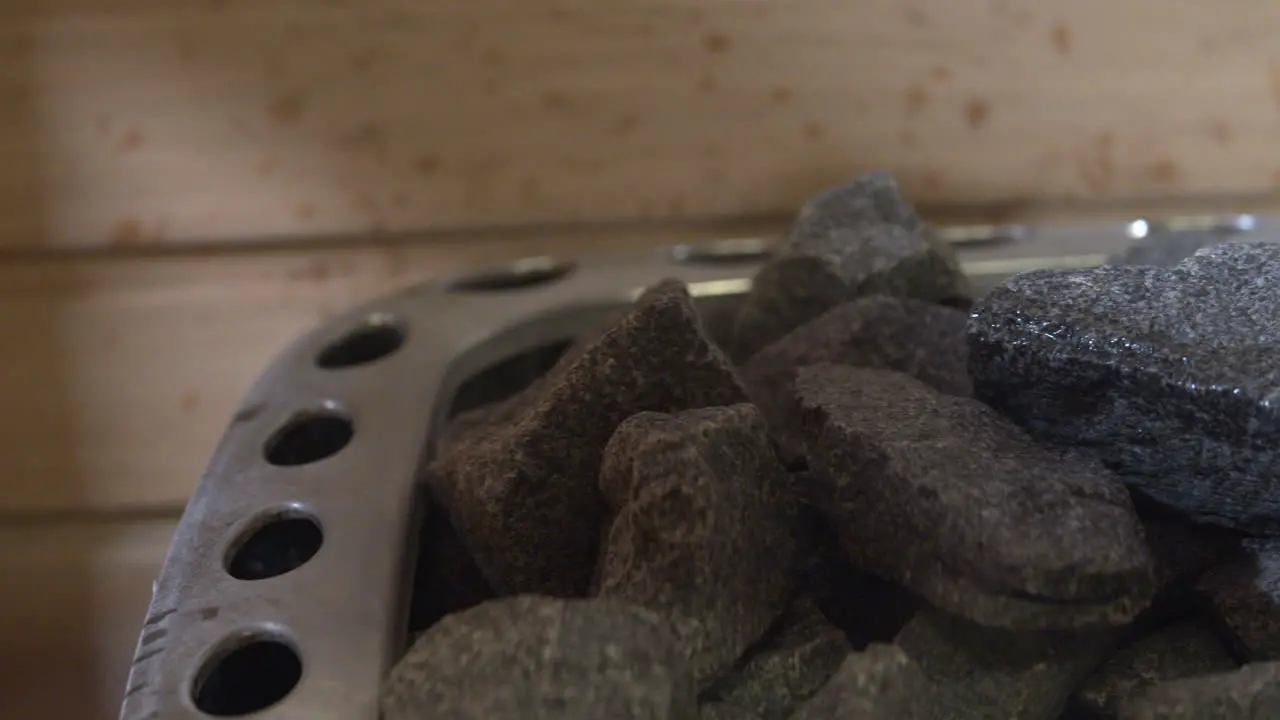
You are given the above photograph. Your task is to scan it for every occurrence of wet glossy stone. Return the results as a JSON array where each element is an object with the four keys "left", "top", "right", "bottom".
[
  {"left": 1197, "top": 537, "right": 1280, "bottom": 662},
  {"left": 897, "top": 607, "right": 1114, "bottom": 720},
  {"left": 699, "top": 596, "right": 850, "bottom": 719},
  {"left": 1118, "top": 661, "right": 1280, "bottom": 719},
  {"left": 427, "top": 279, "right": 748, "bottom": 596},
  {"left": 382, "top": 596, "right": 697, "bottom": 720},
  {"left": 740, "top": 295, "right": 970, "bottom": 465},
  {"left": 728, "top": 172, "right": 968, "bottom": 361},
  {"left": 788, "top": 644, "right": 930, "bottom": 719},
  {"left": 596, "top": 404, "right": 798, "bottom": 687},
  {"left": 794, "top": 363, "right": 1154, "bottom": 629},
  {"left": 969, "top": 242, "right": 1280, "bottom": 533},
  {"left": 1069, "top": 619, "right": 1237, "bottom": 718}
]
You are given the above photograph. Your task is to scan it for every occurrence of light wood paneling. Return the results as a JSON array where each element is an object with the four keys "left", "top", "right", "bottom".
[
  {"left": 0, "top": 517, "right": 175, "bottom": 720},
  {"left": 2, "top": 0, "right": 1279, "bottom": 250}
]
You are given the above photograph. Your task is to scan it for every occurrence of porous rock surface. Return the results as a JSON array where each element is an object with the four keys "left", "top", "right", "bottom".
[
  {"left": 728, "top": 172, "right": 968, "bottom": 361},
  {"left": 969, "top": 242, "right": 1280, "bottom": 534},
  {"left": 382, "top": 596, "right": 697, "bottom": 720},
  {"left": 1196, "top": 537, "right": 1280, "bottom": 662},
  {"left": 697, "top": 596, "right": 850, "bottom": 719},
  {"left": 794, "top": 363, "right": 1155, "bottom": 629},
  {"left": 427, "top": 279, "right": 747, "bottom": 596},
  {"left": 1068, "top": 618, "right": 1237, "bottom": 719},
  {"left": 897, "top": 607, "right": 1114, "bottom": 719},
  {"left": 1118, "top": 661, "right": 1280, "bottom": 719},
  {"left": 788, "top": 644, "right": 929, "bottom": 719},
  {"left": 595, "top": 404, "right": 798, "bottom": 687},
  {"left": 740, "top": 295, "right": 970, "bottom": 465}
]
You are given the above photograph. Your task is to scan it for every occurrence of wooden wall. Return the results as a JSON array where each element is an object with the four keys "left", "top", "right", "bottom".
[{"left": 2, "top": 0, "right": 1279, "bottom": 716}]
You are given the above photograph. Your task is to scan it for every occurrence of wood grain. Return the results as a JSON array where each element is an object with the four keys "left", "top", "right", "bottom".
[
  {"left": 0, "top": 516, "right": 175, "bottom": 720},
  {"left": 2, "top": 0, "right": 1279, "bottom": 249}
]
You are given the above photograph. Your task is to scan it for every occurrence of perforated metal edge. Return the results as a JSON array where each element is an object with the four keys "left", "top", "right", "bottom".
[{"left": 119, "top": 215, "right": 1268, "bottom": 720}]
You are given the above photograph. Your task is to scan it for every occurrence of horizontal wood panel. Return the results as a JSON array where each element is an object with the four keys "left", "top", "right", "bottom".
[
  {"left": 2, "top": 0, "right": 1279, "bottom": 249},
  {"left": 0, "top": 517, "right": 175, "bottom": 720},
  {"left": 0, "top": 225, "right": 785, "bottom": 514}
]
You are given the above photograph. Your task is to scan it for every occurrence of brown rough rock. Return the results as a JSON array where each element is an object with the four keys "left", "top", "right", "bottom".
[
  {"left": 596, "top": 404, "right": 798, "bottom": 687},
  {"left": 741, "top": 295, "right": 970, "bottom": 464},
  {"left": 1118, "top": 661, "right": 1280, "bottom": 719},
  {"left": 427, "top": 279, "right": 748, "bottom": 596},
  {"left": 699, "top": 596, "right": 850, "bottom": 719},
  {"left": 794, "top": 364, "right": 1155, "bottom": 629},
  {"left": 788, "top": 644, "right": 930, "bottom": 719},
  {"left": 381, "top": 595, "right": 698, "bottom": 720},
  {"left": 1196, "top": 537, "right": 1280, "bottom": 662},
  {"left": 1069, "top": 618, "right": 1237, "bottom": 718},
  {"left": 728, "top": 172, "right": 968, "bottom": 362},
  {"left": 897, "top": 607, "right": 1114, "bottom": 720}
]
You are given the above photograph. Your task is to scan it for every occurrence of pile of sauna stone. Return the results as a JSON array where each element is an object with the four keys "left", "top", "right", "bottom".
[{"left": 381, "top": 173, "right": 1280, "bottom": 719}]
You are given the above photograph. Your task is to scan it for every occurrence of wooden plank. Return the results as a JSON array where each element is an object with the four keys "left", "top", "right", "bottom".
[
  {"left": 0, "top": 516, "right": 175, "bottom": 720},
  {"left": 0, "top": 224, "right": 786, "bottom": 514},
  {"left": 1, "top": 0, "right": 1279, "bottom": 249}
]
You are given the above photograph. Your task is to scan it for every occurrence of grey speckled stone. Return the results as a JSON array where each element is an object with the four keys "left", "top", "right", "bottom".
[
  {"left": 788, "top": 644, "right": 930, "bottom": 719},
  {"left": 794, "top": 363, "right": 1155, "bottom": 630},
  {"left": 699, "top": 596, "right": 850, "bottom": 719},
  {"left": 698, "top": 703, "right": 762, "bottom": 720},
  {"left": 1070, "top": 619, "right": 1237, "bottom": 718},
  {"left": 728, "top": 172, "right": 968, "bottom": 361},
  {"left": 968, "top": 242, "right": 1280, "bottom": 533},
  {"left": 897, "top": 607, "right": 1114, "bottom": 720},
  {"left": 427, "top": 279, "right": 748, "bottom": 597},
  {"left": 596, "top": 404, "right": 798, "bottom": 687},
  {"left": 1197, "top": 537, "right": 1280, "bottom": 662},
  {"left": 381, "top": 596, "right": 697, "bottom": 720},
  {"left": 740, "top": 295, "right": 970, "bottom": 466},
  {"left": 1118, "top": 661, "right": 1280, "bottom": 719}
]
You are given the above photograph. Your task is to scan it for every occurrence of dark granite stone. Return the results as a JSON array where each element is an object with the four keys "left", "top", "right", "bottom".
[
  {"left": 1196, "top": 537, "right": 1280, "bottom": 662},
  {"left": 1069, "top": 618, "right": 1237, "bottom": 718},
  {"left": 788, "top": 643, "right": 930, "bottom": 719},
  {"left": 699, "top": 596, "right": 850, "bottom": 719},
  {"left": 896, "top": 607, "right": 1114, "bottom": 720},
  {"left": 1109, "top": 230, "right": 1227, "bottom": 268},
  {"left": 595, "top": 404, "right": 798, "bottom": 687},
  {"left": 381, "top": 596, "right": 698, "bottom": 720},
  {"left": 427, "top": 279, "right": 748, "bottom": 597},
  {"left": 698, "top": 703, "right": 762, "bottom": 720},
  {"left": 794, "top": 363, "right": 1154, "bottom": 629},
  {"left": 1118, "top": 661, "right": 1280, "bottom": 719},
  {"left": 740, "top": 295, "right": 970, "bottom": 465},
  {"left": 728, "top": 172, "right": 968, "bottom": 362},
  {"left": 968, "top": 241, "right": 1280, "bottom": 533},
  {"left": 435, "top": 331, "right": 602, "bottom": 458}
]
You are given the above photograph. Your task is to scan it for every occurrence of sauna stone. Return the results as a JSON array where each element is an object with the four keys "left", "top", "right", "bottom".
[
  {"left": 788, "top": 644, "right": 930, "bottom": 719},
  {"left": 740, "top": 295, "right": 970, "bottom": 465},
  {"left": 596, "top": 404, "right": 797, "bottom": 688},
  {"left": 969, "top": 242, "right": 1280, "bottom": 534},
  {"left": 728, "top": 172, "right": 968, "bottom": 361},
  {"left": 381, "top": 596, "right": 697, "bottom": 720},
  {"left": 897, "top": 607, "right": 1114, "bottom": 720},
  {"left": 793, "top": 363, "right": 1154, "bottom": 630},
  {"left": 698, "top": 596, "right": 850, "bottom": 719},
  {"left": 1069, "top": 618, "right": 1237, "bottom": 718},
  {"left": 1118, "top": 661, "right": 1280, "bottom": 719},
  {"left": 427, "top": 279, "right": 747, "bottom": 596},
  {"left": 1196, "top": 537, "right": 1280, "bottom": 662}
]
